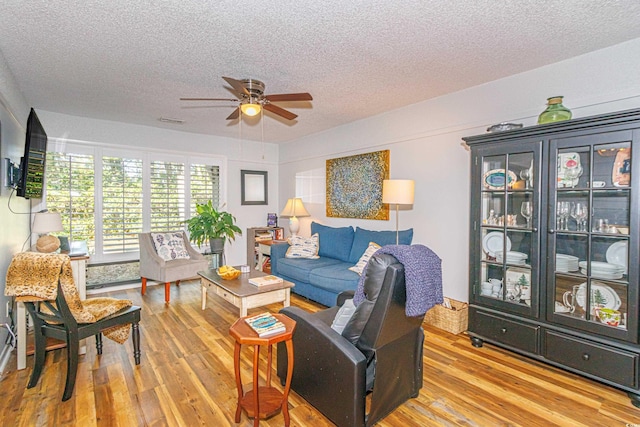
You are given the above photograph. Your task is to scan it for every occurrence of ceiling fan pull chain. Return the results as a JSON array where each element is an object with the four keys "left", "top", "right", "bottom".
[{"left": 261, "top": 109, "right": 265, "bottom": 160}]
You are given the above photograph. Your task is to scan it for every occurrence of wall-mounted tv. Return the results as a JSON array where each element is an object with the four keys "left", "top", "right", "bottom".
[{"left": 17, "top": 108, "right": 48, "bottom": 199}]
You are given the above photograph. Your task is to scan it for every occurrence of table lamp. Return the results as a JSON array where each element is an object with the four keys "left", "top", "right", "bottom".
[
  {"left": 382, "top": 179, "right": 415, "bottom": 244},
  {"left": 32, "top": 212, "right": 64, "bottom": 252},
  {"left": 280, "top": 198, "right": 310, "bottom": 237}
]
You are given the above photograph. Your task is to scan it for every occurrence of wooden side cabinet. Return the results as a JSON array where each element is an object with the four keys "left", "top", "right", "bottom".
[
  {"left": 463, "top": 108, "right": 640, "bottom": 407},
  {"left": 246, "top": 227, "right": 283, "bottom": 270}
]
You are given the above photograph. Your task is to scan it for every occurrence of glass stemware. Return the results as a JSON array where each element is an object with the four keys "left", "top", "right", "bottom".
[
  {"left": 557, "top": 201, "right": 570, "bottom": 230},
  {"left": 521, "top": 201, "right": 532, "bottom": 229},
  {"left": 571, "top": 202, "right": 587, "bottom": 231}
]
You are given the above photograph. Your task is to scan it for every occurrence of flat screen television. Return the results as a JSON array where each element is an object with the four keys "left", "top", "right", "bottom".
[{"left": 17, "top": 108, "right": 48, "bottom": 199}]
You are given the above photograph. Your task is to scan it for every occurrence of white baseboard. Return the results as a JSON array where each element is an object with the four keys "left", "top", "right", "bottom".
[{"left": 0, "top": 341, "right": 14, "bottom": 377}]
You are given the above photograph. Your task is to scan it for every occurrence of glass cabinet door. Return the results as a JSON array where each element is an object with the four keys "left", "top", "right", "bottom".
[
  {"left": 475, "top": 144, "right": 540, "bottom": 316},
  {"left": 549, "top": 132, "right": 633, "bottom": 340}
]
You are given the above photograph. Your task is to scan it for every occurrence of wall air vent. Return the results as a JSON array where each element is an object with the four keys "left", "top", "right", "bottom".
[{"left": 158, "top": 117, "right": 185, "bottom": 124}]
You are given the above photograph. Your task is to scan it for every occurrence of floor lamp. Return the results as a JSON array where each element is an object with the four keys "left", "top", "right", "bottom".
[
  {"left": 382, "top": 179, "right": 415, "bottom": 244},
  {"left": 280, "top": 198, "right": 310, "bottom": 237}
]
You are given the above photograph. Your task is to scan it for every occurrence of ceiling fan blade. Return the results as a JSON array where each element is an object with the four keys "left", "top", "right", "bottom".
[
  {"left": 180, "top": 97, "right": 238, "bottom": 101},
  {"left": 226, "top": 108, "right": 240, "bottom": 120},
  {"left": 222, "top": 76, "right": 250, "bottom": 97},
  {"left": 263, "top": 103, "right": 297, "bottom": 120},
  {"left": 265, "top": 93, "right": 313, "bottom": 102}
]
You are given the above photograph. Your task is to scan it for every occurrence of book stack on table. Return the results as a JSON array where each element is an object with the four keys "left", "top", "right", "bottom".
[
  {"left": 245, "top": 312, "right": 286, "bottom": 337},
  {"left": 248, "top": 275, "right": 283, "bottom": 287}
]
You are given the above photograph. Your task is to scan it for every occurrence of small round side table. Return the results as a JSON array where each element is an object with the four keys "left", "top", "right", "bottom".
[{"left": 229, "top": 313, "right": 296, "bottom": 426}]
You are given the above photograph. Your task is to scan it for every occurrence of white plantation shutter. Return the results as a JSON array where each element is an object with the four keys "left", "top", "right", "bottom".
[
  {"left": 150, "top": 161, "right": 185, "bottom": 232},
  {"left": 102, "top": 156, "right": 143, "bottom": 254},
  {"left": 45, "top": 151, "right": 95, "bottom": 252},
  {"left": 190, "top": 163, "right": 221, "bottom": 215}
]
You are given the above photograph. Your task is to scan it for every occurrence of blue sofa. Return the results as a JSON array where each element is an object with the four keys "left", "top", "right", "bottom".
[{"left": 270, "top": 222, "right": 413, "bottom": 306}]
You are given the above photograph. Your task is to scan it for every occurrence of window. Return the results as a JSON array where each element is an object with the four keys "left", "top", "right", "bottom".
[
  {"left": 44, "top": 141, "right": 224, "bottom": 263},
  {"left": 45, "top": 151, "right": 96, "bottom": 253}
]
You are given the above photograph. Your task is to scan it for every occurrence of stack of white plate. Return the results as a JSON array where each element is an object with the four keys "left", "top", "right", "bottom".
[
  {"left": 556, "top": 254, "right": 579, "bottom": 272},
  {"left": 578, "top": 261, "right": 625, "bottom": 280},
  {"left": 495, "top": 251, "right": 527, "bottom": 265}
]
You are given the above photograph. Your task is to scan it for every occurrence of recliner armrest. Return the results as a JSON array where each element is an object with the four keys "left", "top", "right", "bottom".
[
  {"left": 279, "top": 306, "right": 366, "bottom": 365},
  {"left": 337, "top": 290, "right": 355, "bottom": 306},
  {"left": 277, "top": 306, "right": 368, "bottom": 425}
]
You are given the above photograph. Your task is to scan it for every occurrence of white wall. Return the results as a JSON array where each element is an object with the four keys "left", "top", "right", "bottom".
[
  {"left": 0, "top": 49, "right": 31, "bottom": 350},
  {"left": 279, "top": 37, "right": 640, "bottom": 302},
  {"left": 32, "top": 111, "right": 282, "bottom": 266}
]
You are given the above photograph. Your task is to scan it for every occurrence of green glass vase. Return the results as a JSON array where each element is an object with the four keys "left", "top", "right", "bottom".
[{"left": 538, "top": 96, "right": 572, "bottom": 124}]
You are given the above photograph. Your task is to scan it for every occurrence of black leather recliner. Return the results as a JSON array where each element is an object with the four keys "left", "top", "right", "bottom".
[{"left": 277, "top": 253, "right": 425, "bottom": 427}]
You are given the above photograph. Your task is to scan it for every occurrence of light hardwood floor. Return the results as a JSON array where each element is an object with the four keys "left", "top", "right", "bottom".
[{"left": 1, "top": 280, "right": 639, "bottom": 426}]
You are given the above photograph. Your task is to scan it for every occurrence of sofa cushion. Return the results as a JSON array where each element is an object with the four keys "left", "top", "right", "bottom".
[
  {"left": 285, "top": 233, "right": 320, "bottom": 259},
  {"left": 311, "top": 222, "right": 354, "bottom": 262},
  {"left": 308, "top": 263, "right": 360, "bottom": 294},
  {"left": 150, "top": 232, "right": 190, "bottom": 261},
  {"left": 276, "top": 257, "right": 345, "bottom": 284},
  {"left": 348, "top": 227, "right": 413, "bottom": 263}
]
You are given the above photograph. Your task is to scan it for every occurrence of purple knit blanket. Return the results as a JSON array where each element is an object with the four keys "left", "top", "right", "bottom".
[{"left": 353, "top": 244, "right": 443, "bottom": 317}]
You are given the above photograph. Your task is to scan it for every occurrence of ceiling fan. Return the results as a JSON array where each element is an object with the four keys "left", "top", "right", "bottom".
[{"left": 180, "top": 76, "right": 312, "bottom": 121}]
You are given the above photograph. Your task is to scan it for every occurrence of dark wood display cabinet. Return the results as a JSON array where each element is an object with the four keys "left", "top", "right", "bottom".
[{"left": 463, "top": 108, "right": 640, "bottom": 407}]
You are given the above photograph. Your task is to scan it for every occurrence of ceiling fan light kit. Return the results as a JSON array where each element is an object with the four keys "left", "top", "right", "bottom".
[
  {"left": 181, "top": 76, "right": 312, "bottom": 122},
  {"left": 240, "top": 102, "right": 261, "bottom": 117}
]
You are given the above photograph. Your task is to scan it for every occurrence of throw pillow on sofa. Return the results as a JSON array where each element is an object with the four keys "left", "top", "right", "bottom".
[
  {"left": 151, "top": 232, "right": 190, "bottom": 261},
  {"left": 348, "top": 242, "right": 381, "bottom": 275},
  {"left": 286, "top": 233, "right": 320, "bottom": 259}
]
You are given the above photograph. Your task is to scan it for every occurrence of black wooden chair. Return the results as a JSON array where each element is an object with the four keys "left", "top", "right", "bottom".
[{"left": 24, "top": 280, "right": 141, "bottom": 401}]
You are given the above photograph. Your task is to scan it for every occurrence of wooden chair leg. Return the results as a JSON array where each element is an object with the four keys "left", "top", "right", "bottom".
[
  {"left": 27, "top": 324, "right": 47, "bottom": 389},
  {"left": 62, "top": 335, "right": 80, "bottom": 401},
  {"left": 132, "top": 322, "right": 141, "bottom": 365},
  {"left": 165, "top": 282, "right": 171, "bottom": 303},
  {"left": 141, "top": 277, "right": 147, "bottom": 295}
]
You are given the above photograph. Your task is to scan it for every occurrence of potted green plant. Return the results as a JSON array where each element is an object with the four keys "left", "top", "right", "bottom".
[{"left": 183, "top": 201, "right": 242, "bottom": 257}]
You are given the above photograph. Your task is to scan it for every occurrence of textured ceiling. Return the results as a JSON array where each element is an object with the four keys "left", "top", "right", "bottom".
[{"left": 1, "top": 1, "right": 640, "bottom": 143}]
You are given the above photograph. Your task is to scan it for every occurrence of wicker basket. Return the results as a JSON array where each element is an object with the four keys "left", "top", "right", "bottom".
[{"left": 424, "top": 299, "right": 468, "bottom": 335}]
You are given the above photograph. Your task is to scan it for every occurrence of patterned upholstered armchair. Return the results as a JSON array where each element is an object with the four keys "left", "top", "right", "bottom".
[{"left": 139, "top": 231, "right": 208, "bottom": 303}]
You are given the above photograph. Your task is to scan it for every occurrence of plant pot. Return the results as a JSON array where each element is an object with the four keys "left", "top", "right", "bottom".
[{"left": 209, "top": 237, "right": 225, "bottom": 268}]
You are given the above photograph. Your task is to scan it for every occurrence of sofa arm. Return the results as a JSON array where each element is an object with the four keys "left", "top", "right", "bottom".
[{"left": 269, "top": 241, "right": 289, "bottom": 276}]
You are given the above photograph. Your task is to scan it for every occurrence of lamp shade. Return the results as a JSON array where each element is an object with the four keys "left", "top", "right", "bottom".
[
  {"left": 32, "top": 212, "right": 63, "bottom": 234},
  {"left": 280, "top": 198, "right": 310, "bottom": 218},
  {"left": 240, "top": 103, "right": 261, "bottom": 117},
  {"left": 382, "top": 180, "right": 415, "bottom": 205}
]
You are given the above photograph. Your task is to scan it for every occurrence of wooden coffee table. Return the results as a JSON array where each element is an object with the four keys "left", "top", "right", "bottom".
[{"left": 198, "top": 268, "right": 294, "bottom": 317}]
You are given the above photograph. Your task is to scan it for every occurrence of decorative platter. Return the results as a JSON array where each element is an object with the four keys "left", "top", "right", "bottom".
[
  {"left": 606, "top": 241, "right": 628, "bottom": 272},
  {"left": 482, "top": 232, "right": 512, "bottom": 258},
  {"left": 575, "top": 282, "right": 622, "bottom": 311},
  {"left": 482, "top": 169, "right": 517, "bottom": 190}
]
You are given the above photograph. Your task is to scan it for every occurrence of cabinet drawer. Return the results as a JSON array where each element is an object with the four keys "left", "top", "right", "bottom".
[
  {"left": 543, "top": 330, "right": 638, "bottom": 388},
  {"left": 216, "top": 287, "right": 238, "bottom": 304},
  {"left": 471, "top": 310, "right": 539, "bottom": 354}
]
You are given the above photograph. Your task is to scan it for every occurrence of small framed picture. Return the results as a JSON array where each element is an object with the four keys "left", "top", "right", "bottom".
[
  {"left": 241, "top": 170, "right": 268, "bottom": 205},
  {"left": 267, "top": 213, "right": 278, "bottom": 227}
]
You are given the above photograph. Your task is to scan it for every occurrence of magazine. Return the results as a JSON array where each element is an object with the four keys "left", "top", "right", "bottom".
[
  {"left": 245, "top": 312, "right": 286, "bottom": 337},
  {"left": 248, "top": 275, "right": 283, "bottom": 287}
]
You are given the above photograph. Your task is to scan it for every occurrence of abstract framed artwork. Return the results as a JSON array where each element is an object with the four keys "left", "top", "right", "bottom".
[{"left": 326, "top": 150, "right": 389, "bottom": 219}]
